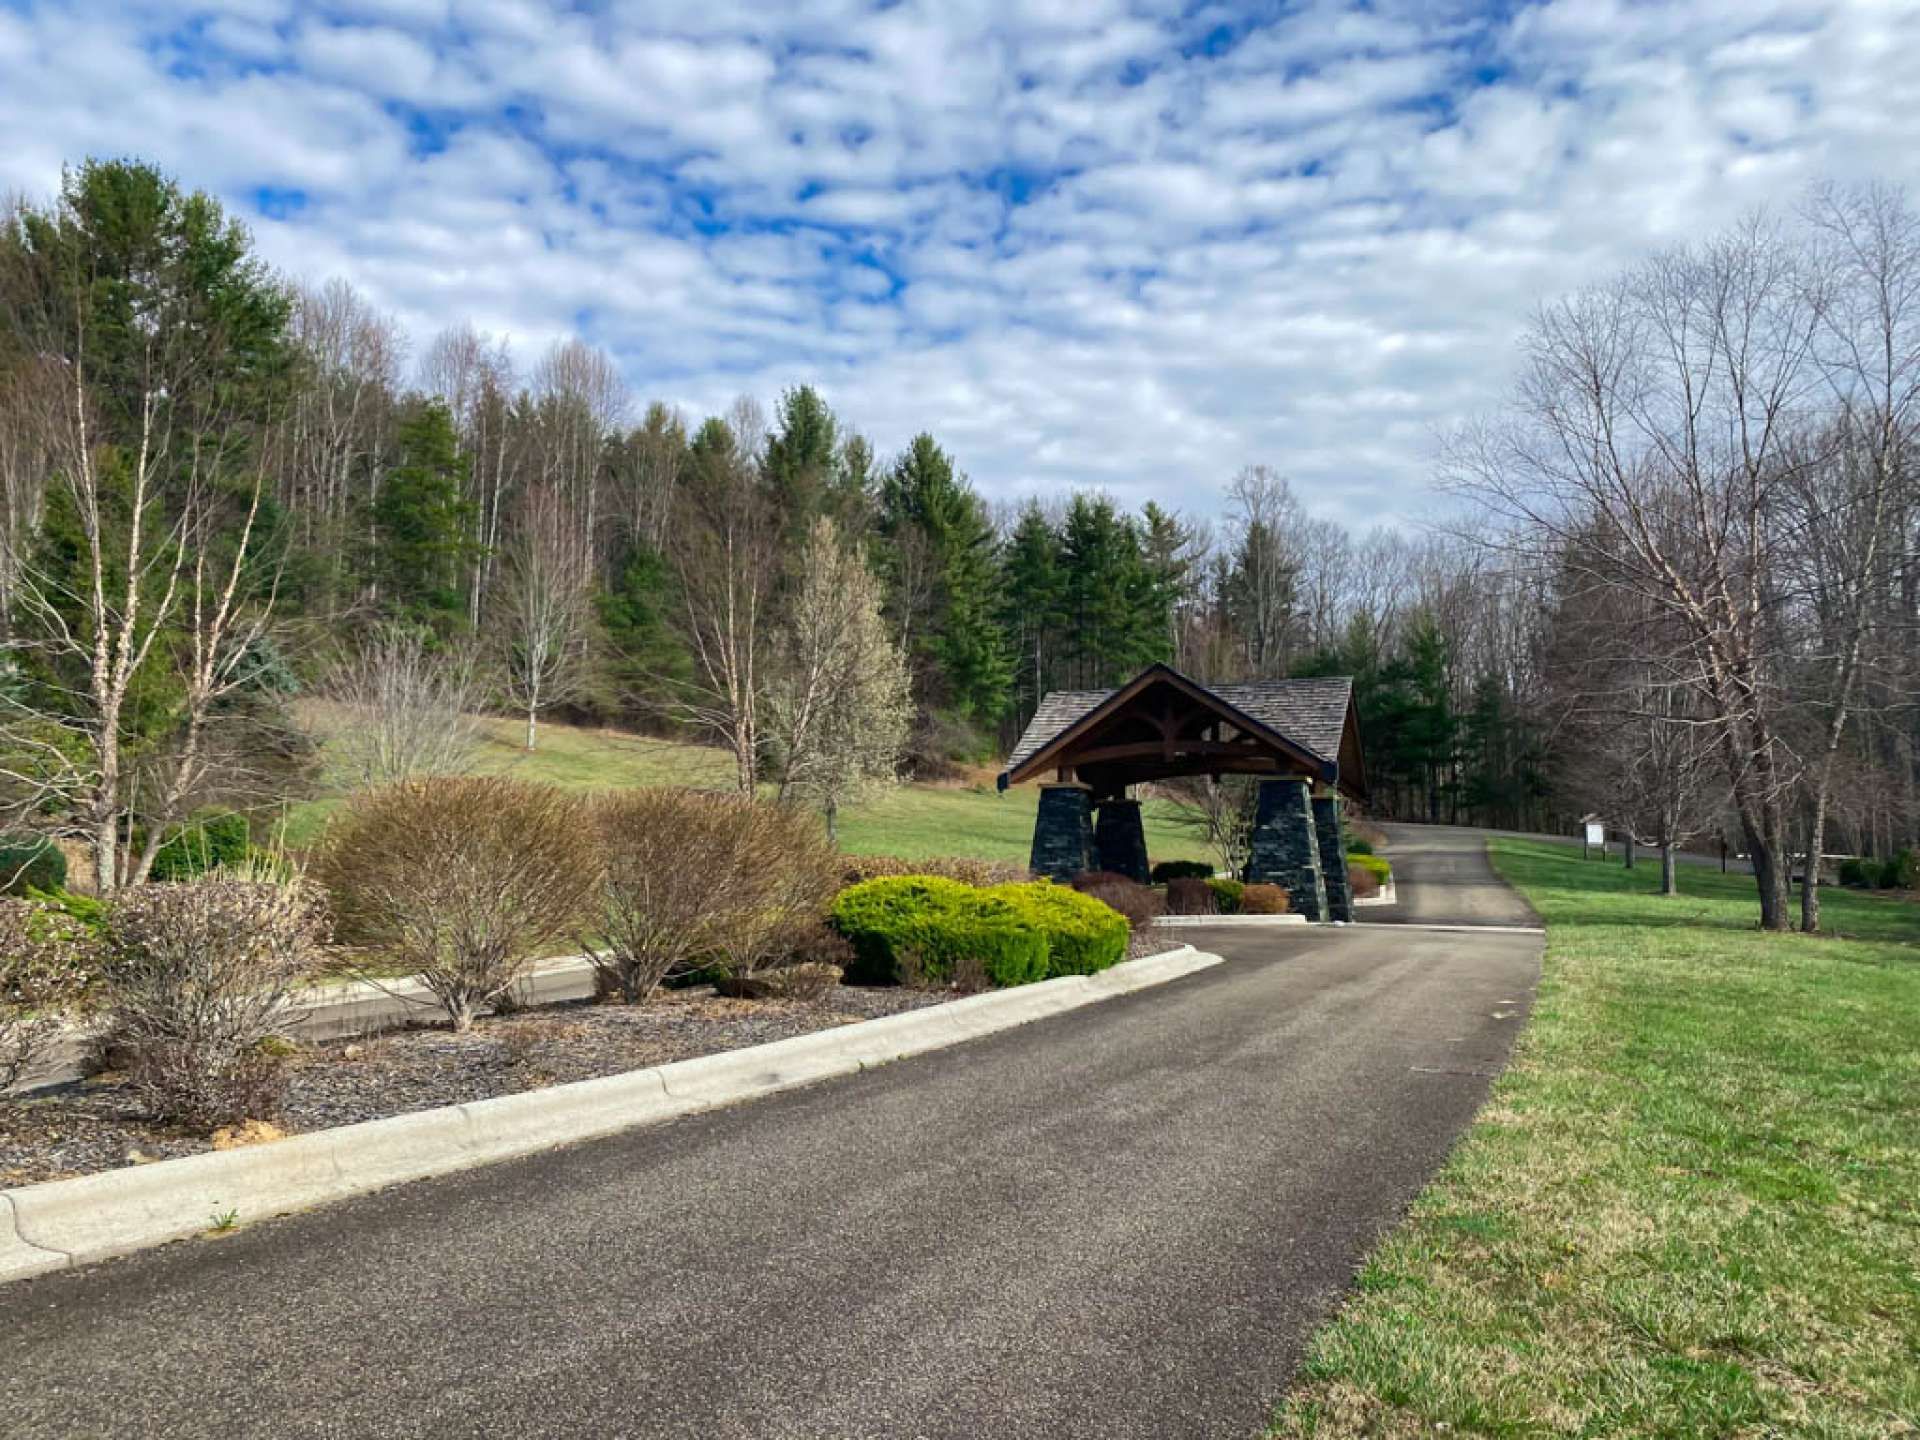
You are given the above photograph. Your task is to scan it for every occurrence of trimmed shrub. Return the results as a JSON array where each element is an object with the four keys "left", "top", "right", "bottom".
[
  {"left": 1879, "top": 849, "right": 1917, "bottom": 891},
  {"left": 1074, "top": 875, "right": 1163, "bottom": 934},
  {"left": 590, "top": 790, "right": 839, "bottom": 1003},
  {"left": 992, "top": 881, "right": 1129, "bottom": 977},
  {"left": 1206, "top": 876, "right": 1245, "bottom": 914},
  {"left": 1241, "top": 883, "right": 1291, "bottom": 914},
  {"left": 1838, "top": 856, "right": 1875, "bottom": 890},
  {"left": 1345, "top": 838, "right": 1375, "bottom": 857},
  {"left": 830, "top": 876, "right": 1048, "bottom": 988},
  {"left": 315, "top": 777, "right": 600, "bottom": 1030},
  {"left": 1150, "top": 859, "right": 1215, "bottom": 883},
  {"left": 0, "top": 837, "right": 66, "bottom": 897},
  {"left": 840, "top": 853, "right": 1033, "bottom": 888},
  {"left": 149, "top": 813, "right": 252, "bottom": 882},
  {"left": 0, "top": 897, "right": 99, "bottom": 1090},
  {"left": 1165, "top": 875, "right": 1218, "bottom": 915},
  {"left": 101, "top": 878, "right": 329, "bottom": 1129}
]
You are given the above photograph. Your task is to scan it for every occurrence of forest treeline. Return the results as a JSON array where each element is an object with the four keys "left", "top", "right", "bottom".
[{"left": 3, "top": 160, "right": 1918, "bottom": 930}]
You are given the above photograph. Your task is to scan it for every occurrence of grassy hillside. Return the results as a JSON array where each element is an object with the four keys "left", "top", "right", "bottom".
[
  {"left": 278, "top": 713, "right": 1215, "bottom": 865},
  {"left": 1271, "top": 840, "right": 1920, "bottom": 1438}
]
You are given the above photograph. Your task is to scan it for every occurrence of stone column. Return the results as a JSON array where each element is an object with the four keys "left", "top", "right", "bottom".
[
  {"left": 1092, "top": 798, "right": 1149, "bottom": 882},
  {"left": 1030, "top": 783, "right": 1094, "bottom": 881},
  {"left": 1313, "top": 794, "right": 1354, "bottom": 923},
  {"left": 1244, "top": 776, "right": 1329, "bottom": 920}
]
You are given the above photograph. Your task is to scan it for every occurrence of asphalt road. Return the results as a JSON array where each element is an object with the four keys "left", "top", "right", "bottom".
[
  {"left": 1366, "top": 823, "right": 1544, "bottom": 928},
  {"left": 0, "top": 826, "right": 1543, "bottom": 1440}
]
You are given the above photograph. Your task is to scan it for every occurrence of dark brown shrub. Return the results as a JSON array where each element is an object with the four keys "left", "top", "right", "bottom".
[
  {"left": 1241, "top": 883, "right": 1291, "bottom": 914},
  {"left": 102, "top": 878, "right": 328, "bottom": 1129},
  {"left": 314, "top": 777, "right": 598, "bottom": 1031},
  {"left": 1164, "top": 876, "right": 1218, "bottom": 916},
  {"left": 1348, "top": 861, "right": 1383, "bottom": 899},
  {"left": 714, "top": 961, "right": 843, "bottom": 1002},
  {"left": 1075, "top": 876, "right": 1163, "bottom": 932}
]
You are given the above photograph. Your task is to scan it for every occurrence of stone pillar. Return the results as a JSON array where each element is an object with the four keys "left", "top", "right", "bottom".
[
  {"left": 1093, "top": 798, "right": 1149, "bottom": 882},
  {"left": 1244, "top": 776, "right": 1328, "bottom": 920},
  {"left": 1313, "top": 794, "right": 1354, "bottom": 923},
  {"left": 1030, "top": 783, "right": 1094, "bottom": 882}
]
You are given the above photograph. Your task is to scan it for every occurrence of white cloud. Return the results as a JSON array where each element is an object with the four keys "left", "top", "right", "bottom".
[{"left": 1, "top": 0, "right": 1917, "bottom": 529}]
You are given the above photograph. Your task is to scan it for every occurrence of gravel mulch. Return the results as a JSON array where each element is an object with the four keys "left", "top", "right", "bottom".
[{"left": 0, "top": 984, "right": 950, "bottom": 1188}]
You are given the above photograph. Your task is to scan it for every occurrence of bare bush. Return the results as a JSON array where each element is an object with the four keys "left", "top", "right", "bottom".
[
  {"left": 0, "top": 897, "right": 98, "bottom": 1089},
  {"left": 589, "top": 788, "right": 753, "bottom": 1003},
  {"left": 318, "top": 628, "right": 484, "bottom": 789},
  {"left": 839, "top": 853, "right": 1033, "bottom": 887},
  {"left": 315, "top": 777, "right": 598, "bottom": 1030},
  {"left": 708, "top": 800, "right": 843, "bottom": 983},
  {"left": 101, "top": 878, "right": 329, "bottom": 1129},
  {"left": 1241, "top": 883, "right": 1291, "bottom": 915},
  {"left": 1073, "top": 875, "right": 1163, "bottom": 932},
  {"left": 1164, "top": 876, "right": 1218, "bottom": 916}
]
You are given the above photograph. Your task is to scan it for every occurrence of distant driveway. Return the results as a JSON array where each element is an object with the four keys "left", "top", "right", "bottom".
[
  {"left": 1366, "top": 823, "right": 1543, "bottom": 928},
  {"left": 0, "top": 831, "right": 1543, "bottom": 1440}
]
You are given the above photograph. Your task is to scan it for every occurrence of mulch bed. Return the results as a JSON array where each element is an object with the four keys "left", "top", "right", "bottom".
[{"left": 0, "top": 985, "right": 950, "bottom": 1188}]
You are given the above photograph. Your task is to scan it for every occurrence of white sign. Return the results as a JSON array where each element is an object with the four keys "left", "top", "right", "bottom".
[{"left": 1585, "top": 821, "right": 1606, "bottom": 847}]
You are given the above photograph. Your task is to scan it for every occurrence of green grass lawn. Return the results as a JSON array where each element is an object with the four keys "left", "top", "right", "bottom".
[
  {"left": 1271, "top": 840, "right": 1920, "bottom": 1439},
  {"left": 276, "top": 713, "right": 1217, "bottom": 866}
]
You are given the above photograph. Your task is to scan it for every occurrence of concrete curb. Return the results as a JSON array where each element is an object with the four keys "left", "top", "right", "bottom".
[
  {"left": 0, "top": 944, "right": 1222, "bottom": 1288},
  {"left": 1354, "top": 876, "right": 1398, "bottom": 907},
  {"left": 1153, "top": 913, "right": 1308, "bottom": 927}
]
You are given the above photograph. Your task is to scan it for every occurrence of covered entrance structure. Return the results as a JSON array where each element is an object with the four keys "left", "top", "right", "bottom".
[{"left": 997, "top": 664, "right": 1367, "bottom": 921}]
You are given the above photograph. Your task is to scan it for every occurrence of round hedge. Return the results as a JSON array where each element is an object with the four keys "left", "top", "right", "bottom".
[
  {"left": 987, "top": 881, "right": 1128, "bottom": 977},
  {"left": 830, "top": 876, "right": 1048, "bottom": 988}
]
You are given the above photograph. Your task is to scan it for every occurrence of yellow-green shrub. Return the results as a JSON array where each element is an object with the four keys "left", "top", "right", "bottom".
[
  {"left": 829, "top": 876, "right": 1048, "bottom": 987},
  {"left": 988, "top": 881, "right": 1128, "bottom": 977}
]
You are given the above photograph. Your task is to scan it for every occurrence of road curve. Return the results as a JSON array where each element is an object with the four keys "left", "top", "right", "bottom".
[{"left": 0, "top": 832, "right": 1542, "bottom": 1440}]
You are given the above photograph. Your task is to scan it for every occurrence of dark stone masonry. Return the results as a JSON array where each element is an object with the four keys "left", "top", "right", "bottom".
[
  {"left": 1030, "top": 783, "right": 1095, "bottom": 881},
  {"left": 1313, "top": 794, "right": 1354, "bottom": 923},
  {"left": 1244, "top": 776, "right": 1328, "bottom": 921},
  {"left": 1092, "top": 798, "right": 1149, "bottom": 882}
]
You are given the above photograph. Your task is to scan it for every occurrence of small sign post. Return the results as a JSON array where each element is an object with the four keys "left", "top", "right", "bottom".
[{"left": 1584, "top": 819, "right": 1605, "bottom": 860}]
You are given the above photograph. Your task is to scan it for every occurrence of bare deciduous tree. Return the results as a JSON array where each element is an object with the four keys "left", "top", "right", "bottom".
[
  {"left": 317, "top": 627, "right": 483, "bottom": 788},
  {"left": 493, "top": 483, "right": 595, "bottom": 751}
]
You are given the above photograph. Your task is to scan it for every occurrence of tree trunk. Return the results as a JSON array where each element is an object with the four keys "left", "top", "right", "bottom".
[
  {"left": 1624, "top": 832, "right": 1634, "bottom": 870},
  {"left": 825, "top": 795, "right": 838, "bottom": 846},
  {"left": 1742, "top": 807, "right": 1792, "bottom": 931},
  {"left": 1661, "top": 841, "right": 1678, "bottom": 896},
  {"left": 1801, "top": 799, "right": 1829, "bottom": 934},
  {"left": 526, "top": 706, "right": 538, "bottom": 752}
]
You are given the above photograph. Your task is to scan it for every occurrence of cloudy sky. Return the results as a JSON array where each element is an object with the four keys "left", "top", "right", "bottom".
[{"left": 3, "top": 1, "right": 1918, "bottom": 525}]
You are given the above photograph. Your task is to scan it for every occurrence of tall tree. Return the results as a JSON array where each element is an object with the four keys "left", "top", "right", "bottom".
[{"left": 372, "top": 401, "right": 478, "bottom": 631}]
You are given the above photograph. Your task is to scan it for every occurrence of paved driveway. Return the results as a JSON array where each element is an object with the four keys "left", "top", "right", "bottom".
[{"left": 0, "top": 829, "right": 1543, "bottom": 1440}]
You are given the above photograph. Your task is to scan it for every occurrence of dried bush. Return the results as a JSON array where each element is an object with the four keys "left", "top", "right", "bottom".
[
  {"left": 315, "top": 777, "right": 599, "bottom": 1030},
  {"left": 1241, "top": 883, "right": 1291, "bottom": 914},
  {"left": 714, "top": 961, "right": 843, "bottom": 1002},
  {"left": 1348, "top": 862, "right": 1383, "bottom": 899},
  {"left": 1073, "top": 876, "right": 1163, "bottom": 933},
  {"left": 0, "top": 897, "right": 99, "bottom": 1089},
  {"left": 590, "top": 790, "right": 841, "bottom": 1002},
  {"left": 839, "top": 853, "right": 1032, "bottom": 888},
  {"left": 101, "top": 878, "right": 329, "bottom": 1129},
  {"left": 708, "top": 800, "right": 843, "bottom": 981},
  {"left": 1164, "top": 876, "right": 1219, "bottom": 916}
]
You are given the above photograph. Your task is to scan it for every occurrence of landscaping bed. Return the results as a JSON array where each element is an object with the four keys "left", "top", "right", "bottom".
[{"left": 0, "top": 983, "right": 948, "bottom": 1187}]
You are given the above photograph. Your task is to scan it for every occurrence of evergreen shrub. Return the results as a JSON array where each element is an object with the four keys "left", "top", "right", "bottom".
[
  {"left": 830, "top": 876, "right": 1047, "bottom": 988},
  {"left": 1346, "top": 838, "right": 1375, "bottom": 856},
  {"left": 1879, "top": 849, "right": 1918, "bottom": 891},
  {"left": 1149, "top": 859, "right": 1215, "bottom": 883},
  {"left": 0, "top": 837, "right": 66, "bottom": 897},
  {"left": 1206, "top": 876, "right": 1245, "bottom": 914},
  {"left": 990, "top": 881, "right": 1129, "bottom": 976},
  {"left": 1838, "top": 857, "right": 1874, "bottom": 890},
  {"left": 150, "top": 813, "right": 251, "bottom": 882}
]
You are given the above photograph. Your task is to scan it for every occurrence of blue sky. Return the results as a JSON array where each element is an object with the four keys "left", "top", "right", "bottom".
[{"left": 3, "top": 0, "right": 1918, "bottom": 526}]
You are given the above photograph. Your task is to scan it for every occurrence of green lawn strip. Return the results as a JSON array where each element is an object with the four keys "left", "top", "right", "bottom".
[
  {"left": 276, "top": 715, "right": 1220, "bottom": 865},
  {"left": 1271, "top": 839, "right": 1920, "bottom": 1439}
]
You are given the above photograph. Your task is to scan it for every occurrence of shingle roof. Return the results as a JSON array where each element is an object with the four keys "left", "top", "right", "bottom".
[{"left": 1004, "top": 672, "right": 1355, "bottom": 773}]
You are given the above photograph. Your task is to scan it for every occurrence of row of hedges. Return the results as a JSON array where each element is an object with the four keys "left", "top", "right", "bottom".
[{"left": 830, "top": 876, "right": 1129, "bottom": 986}]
